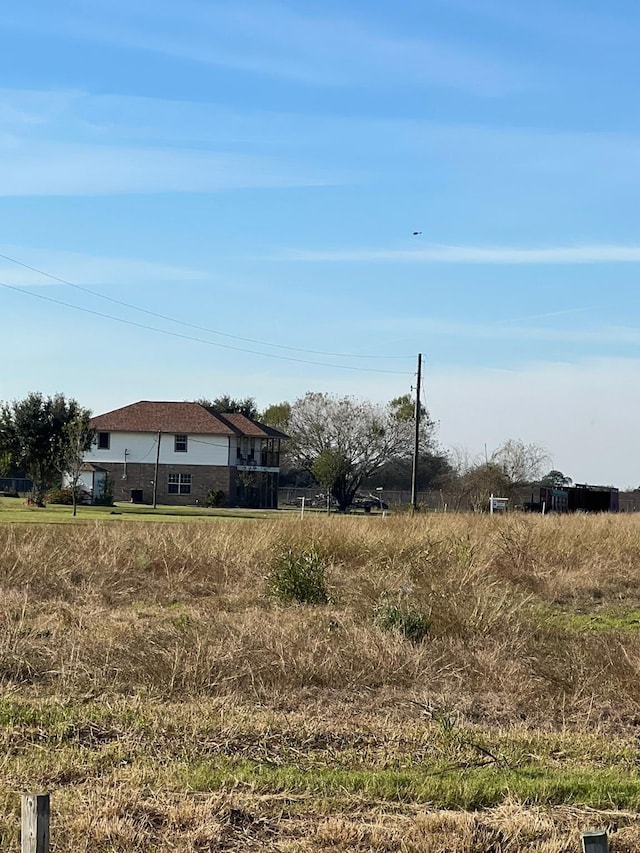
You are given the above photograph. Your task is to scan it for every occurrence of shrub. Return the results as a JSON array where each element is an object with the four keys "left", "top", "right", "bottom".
[
  {"left": 94, "top": 478, "right": 114, "bottom": 507},
  {"left": 374, "top": 601, "right": 431, "bottom": 644},
  {"left": 266, "top": 547, "right": 330, "bottom": 605},
  {"left": 45, "top": 487, "right": 85, "bottom": 506},
  {"left": 203, "top": 488, "right": 226, "bottom": 508}
]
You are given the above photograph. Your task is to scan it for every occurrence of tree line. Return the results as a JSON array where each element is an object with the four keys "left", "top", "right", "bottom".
[
  {"left": 0, "top": 393, "right": 93, "bottom": 515},
  {"left": 0, "top": 391, "right": 564, "bottom": 513},
  {"left": 205, "top": 393, "right": 561, "bottom": 512}
]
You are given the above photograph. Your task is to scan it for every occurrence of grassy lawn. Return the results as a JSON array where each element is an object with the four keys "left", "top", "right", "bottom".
[
  {"left": 3, "top": 514, "right": 640, "bottom": 849},
  {"left": 0, "top": 496, "right": 284, "bottom": 523}
]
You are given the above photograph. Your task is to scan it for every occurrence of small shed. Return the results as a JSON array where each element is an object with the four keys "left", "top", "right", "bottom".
[{"left": 78, "top": 463, "right": 108, "bottom": 504}]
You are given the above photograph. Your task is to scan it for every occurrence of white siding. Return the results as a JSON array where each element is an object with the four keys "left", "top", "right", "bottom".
[
  {"left": 86, "top": 431, "right": 230, "bottom": 467},
  {"left": 64, "top": 470, "right": 104, "bottom": 502},
  {"left": 63, "top": 471, "right": 93, "bottom": 490},
  {"left": 78, "top": 471, "right": 94, "bottom": 493}
]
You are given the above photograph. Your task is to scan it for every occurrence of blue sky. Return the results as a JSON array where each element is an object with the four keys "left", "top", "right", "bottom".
[{"left": 1, "top": 0, "right": 640, "bottom": 485}]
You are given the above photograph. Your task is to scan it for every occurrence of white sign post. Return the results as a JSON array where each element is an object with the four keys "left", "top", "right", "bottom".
[{"left": 489, "top": 494, "right": 509, "bottom": 515}]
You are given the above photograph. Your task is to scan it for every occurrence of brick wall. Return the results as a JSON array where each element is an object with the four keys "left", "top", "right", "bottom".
[{"left": 97, "top": 462, "right": 234, "bottom": 505}]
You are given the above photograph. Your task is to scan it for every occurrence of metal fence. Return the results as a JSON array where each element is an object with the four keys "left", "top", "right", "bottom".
[
  {"left": 619, "top": 492, "right": 640, "bottom": 513},
  {"left": 0, "top": 477, "right": 33, "bottom": 495},
  {"left": 277, "top": 486, "right": 450, "bottom": 510},
  {"left": 278, "top": 486, "right": 640, "bottom": 513}
]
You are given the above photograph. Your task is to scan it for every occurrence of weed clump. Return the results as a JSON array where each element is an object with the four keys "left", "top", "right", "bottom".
[
  {"left": 266, "top": 547, "right": 330, "bottom": 605},
  {"left": 374, "top": 601, "right": 430, "bottom": 644}
]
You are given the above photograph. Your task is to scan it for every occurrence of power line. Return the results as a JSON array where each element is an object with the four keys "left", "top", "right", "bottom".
[
  {"left": 0, "top": 251, "right": 412, "bottom": 360},
  {"left": 0, "top": 280, "right": 410, "bottom": 375}
]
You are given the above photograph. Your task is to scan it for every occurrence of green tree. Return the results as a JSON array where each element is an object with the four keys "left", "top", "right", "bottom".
[
  {"left": 311, "top": 448, "right": 349, "bottom": 510},
  {"left": 0, "top": 451, "right": 11, "bottom": 477},
  {"left": 195, "top": 396, "right": 259, "bottom": 419},
  {"left": 0, "top": 393, "right": 91, "bottom": 506},
  {"left": 362, "top": 395, "right": 450, "bottom": 492},
  {"left": 261, "top": 402, "right": 291, "bottom": 432},
  {"left": 286, "top": 392, "right": 435, "bottom": 512},
  {"left": 388, "top": 393, "right": 422, "bottom": 422},
  {"left": 539, "top": 469, "right": 573, "bottom": 488}
]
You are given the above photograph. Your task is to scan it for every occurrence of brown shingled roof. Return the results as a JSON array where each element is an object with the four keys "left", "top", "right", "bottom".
[
  {"left": 90, "top": 402, "right": 237, "bottom": 435},
  {"left": 89, "top": 401, "right": 289, "bottom": 439},
  {"left": 80, "top": 462, "right": 107, "bottom": 472},
  {"left": 217, "top": 413, "right": 289, "bottom": 440}
]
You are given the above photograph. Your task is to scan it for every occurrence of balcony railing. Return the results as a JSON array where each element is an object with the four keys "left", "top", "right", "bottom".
[{"left": 236, "top": 454, "right": 280, "bottom": 468}]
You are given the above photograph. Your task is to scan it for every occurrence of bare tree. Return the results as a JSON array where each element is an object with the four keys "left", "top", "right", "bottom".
[
  {"left": 491, "top": 439, "right": 550, "bottom": 487},
  {"left": 286, "top": 392, "right": 434, "bottom": 512},
  {"left": 447, "top": 440, "right": 549, "bottom": 511},
  {"left": 57, "top": 413, "right": 94, "bottom": 516}
]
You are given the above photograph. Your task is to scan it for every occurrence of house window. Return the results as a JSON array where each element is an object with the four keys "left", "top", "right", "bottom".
[
  {"left": 237, "top": 437, "right": 255, "bottom": 464},
  {"left": 168, "top": 473, "right": 191, "bottom": 495},
  {"left": 174, "top": 434, "right": 188, "bottom": 453},
  {"left": 97, "top": 432, "right": 110, "bottom": 450}
]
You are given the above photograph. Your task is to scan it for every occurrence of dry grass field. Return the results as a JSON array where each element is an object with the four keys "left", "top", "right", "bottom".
[{"left": 2, "top": 513, "right": 640, "bottom": 850}]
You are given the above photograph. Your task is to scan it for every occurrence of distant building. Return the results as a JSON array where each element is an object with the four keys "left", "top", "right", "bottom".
[
  {"left": 525, "top": 484, "right": 619, "bottom": 513},
  {"left": 84, "top": 401, "right": 288, "bottom": 508}
]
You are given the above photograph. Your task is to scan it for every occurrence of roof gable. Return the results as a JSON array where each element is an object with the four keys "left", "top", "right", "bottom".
[{"left": 217, "top": 413, "right": 289, "bottom": 440}]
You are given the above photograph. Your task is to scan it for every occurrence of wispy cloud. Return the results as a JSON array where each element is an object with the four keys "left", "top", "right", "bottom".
[
  {"left": 0, "top": 244, "right": 209, "bottom": 287},
  {"left": 0, "top": 88, "right": 343, "bottom": 196},
  {"left": 3, "top": 0, "right": 523, "bottom": 95},
  {"left": 3, "top": 87, "right": 640, "bottom": 199},
  {"left": 282, "top": 244, "right": 640, "bottom": 264},
  {"left": 0, "top": 141, "right": 333, "bottom": 196}
]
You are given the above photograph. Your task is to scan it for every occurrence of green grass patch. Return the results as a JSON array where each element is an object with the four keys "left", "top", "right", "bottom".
[
  {"left": 0, "top": 497, "right": 283, "bottom": 523},
  {"left": 4, "top": 698, "right": 640, "bottom": 815},
  {"left": 180, "top": 758, "right": 640, "bottom": 810},
  {"left": 374, "top": 601, "right": 431, "bottom": 643},
  {"left": 539, "top": 605, "right": 640, "bottom": 632},
  {"left": 0, "top": 697, "right": 152, "bottom": 739}
]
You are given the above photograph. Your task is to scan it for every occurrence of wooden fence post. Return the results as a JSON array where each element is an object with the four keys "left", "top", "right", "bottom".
[
  {"left": 21, "top": 794, "right": 49, "bottom": 853},
  {"left": 581, "top": 830, "right": 608, "bottom": 853}
]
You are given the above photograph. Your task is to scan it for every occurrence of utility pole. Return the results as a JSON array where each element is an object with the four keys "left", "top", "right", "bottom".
[
  {"left": 410, "top": 353, "right": 422, "bottom": 512},
  {"left": 152, "top": 431, "right": 161, "bottom": 508}
]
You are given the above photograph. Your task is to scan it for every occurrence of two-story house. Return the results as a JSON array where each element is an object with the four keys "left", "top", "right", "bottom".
[{"left": 84, "top": 401, "right": 288, "bottom": 508}]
